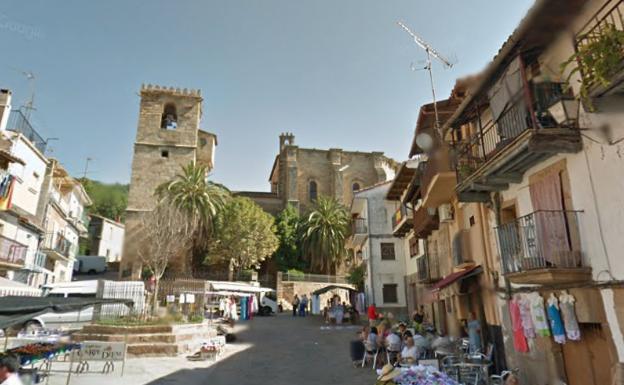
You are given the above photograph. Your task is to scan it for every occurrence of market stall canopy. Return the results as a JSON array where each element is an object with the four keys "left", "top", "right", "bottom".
[
  {"left": 0, "top": 277, "right": 42, "bottom": 297},
  {"left": 311, "top": 284, "right": 357, "bottom": 296},
  {"left": 429, "top": 265, "right": 482, "bottom": 292},
  {"left": 207, "top": 281, "right": 274, "bottom": 294},
  {"left": 0, "top": 296, "right": 134, "bottom": 330}
]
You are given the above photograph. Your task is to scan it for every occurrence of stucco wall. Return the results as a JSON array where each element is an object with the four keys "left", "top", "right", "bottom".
[{"left": 8, "top": 135, "right": 47, "bottom": 216}]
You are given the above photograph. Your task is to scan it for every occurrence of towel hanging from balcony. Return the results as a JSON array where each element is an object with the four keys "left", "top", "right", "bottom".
[{"left": 0, "top": 174, "right": 16, "bottom": 211}]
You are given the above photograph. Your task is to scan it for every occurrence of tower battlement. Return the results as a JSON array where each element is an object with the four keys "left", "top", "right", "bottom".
[{"left": 140, "top": 83, "right": 202, "bottom": 97}]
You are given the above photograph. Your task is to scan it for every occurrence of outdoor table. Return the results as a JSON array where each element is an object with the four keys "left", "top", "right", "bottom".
[{"left": 451, "top": 361, "right": 492, "bottom": 383}]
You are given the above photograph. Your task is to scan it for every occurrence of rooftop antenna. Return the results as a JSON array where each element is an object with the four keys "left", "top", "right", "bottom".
[
  {"left": 397, "top": 21, "right": 453, "bottom": 139},
  {"left": 20, "top": 70, "right": 36, "bottom": 121},
  {"left": 82, "top": 157, "right": 93, "bottom": 179}
]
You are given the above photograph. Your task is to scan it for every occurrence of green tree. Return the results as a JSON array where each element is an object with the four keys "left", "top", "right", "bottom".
[
  {"left": 80, "top": 179, "right": 128, "bottom": 221},
  {"left": 301, "top": 196, "right": 350, "bottom": 274},
  {"left": 207, "top": 197, "right": 279, "bottom": 278},
  {"left": 347, "top": 263, "right": 366, "bottom": 291},
  {"left": 156, "top": 162, "right": 230, "bottom": 273},
  {"left": 273, "top": 204, "right": 307, "bottom": 271}
]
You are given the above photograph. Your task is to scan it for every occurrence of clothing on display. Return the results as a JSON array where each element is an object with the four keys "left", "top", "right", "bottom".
[
  {"left": 240, "top": 297, "right": 248, "bottom": 320},
  {"left": 546, "top": 294, "right": 566, "bottom": 344},
  {"left": 518, "top": 295, "right": 536, "bottom": 339},
  {"left": 528, "top": 292, "right": 551, "bottom": 337},
  {"left": 559, "top": 292, "right": 581, "bottom": 341},
  {"left": 509, "top": 299, "right": 529, "bottom": 353},
  {"left": 0, "top": 174, "right": 15, "bottom": 211}
]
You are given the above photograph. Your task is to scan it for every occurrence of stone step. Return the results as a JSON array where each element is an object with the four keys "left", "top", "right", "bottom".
[
  {"left": 73, "top": 333, "right": 177, "bottom": 344},
  {"left": 127, "top": 343, "right": 180, "bottom": 357}
]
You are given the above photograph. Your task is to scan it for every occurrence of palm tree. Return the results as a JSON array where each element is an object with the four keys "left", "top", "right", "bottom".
[
  {"left": 156, "top": 162, "right": 230, "bottom": 274},
  {"left": 301, "top": 196, "right": 350, "bottom": 274}
]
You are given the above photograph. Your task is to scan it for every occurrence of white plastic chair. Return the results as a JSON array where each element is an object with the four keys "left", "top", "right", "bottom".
[{"left": 362, "top": 340, "right": 381, "bottom": 369}]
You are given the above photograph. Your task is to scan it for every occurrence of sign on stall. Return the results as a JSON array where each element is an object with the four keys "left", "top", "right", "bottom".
[{"left": 72, "top": 342, "right": 126, "bottom": 362}]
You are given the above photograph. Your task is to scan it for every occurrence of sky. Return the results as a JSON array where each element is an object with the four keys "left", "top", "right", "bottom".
[{"left": 0, "top": 0, "right": 533, "bottom": 192}]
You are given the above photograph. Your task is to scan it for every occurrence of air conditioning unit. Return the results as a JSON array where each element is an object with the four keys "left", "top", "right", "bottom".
[{"left": 438, "top": 204, "right": 454, "bottom": 222}]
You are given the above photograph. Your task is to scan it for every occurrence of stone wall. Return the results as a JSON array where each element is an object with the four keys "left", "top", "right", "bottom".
[{"left": 277, "top": 279, "right": 355, "bottom": 311}]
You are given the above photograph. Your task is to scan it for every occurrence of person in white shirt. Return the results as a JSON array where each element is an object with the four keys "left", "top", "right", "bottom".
[
  {"left": 399, "top": 336, "right": 419, "bottom": 365},
  {"left": 386, "top": 332, "right": 402, "bottom": 351},
  {"left": 0, "top": 355, "right": 23, "bottom": 385}
]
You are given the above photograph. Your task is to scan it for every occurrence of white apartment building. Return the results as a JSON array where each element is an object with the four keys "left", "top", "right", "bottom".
[
  {"left": 347, "top": 182, "right": 408, "bottom": 317},
  {"left": 87, "top": 215, "right": 125, "bottom": 263}
]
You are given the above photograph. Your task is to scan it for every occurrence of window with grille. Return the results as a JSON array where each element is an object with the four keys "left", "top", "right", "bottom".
[
  {"left": 380, "top": 242, "right": 396, "bottom": 260},
  {"left": 309, "top": 181, "right": 318, "bottom": 201},
  {"left": 382, "top": 284, "right": 398, "bottom": 303}
]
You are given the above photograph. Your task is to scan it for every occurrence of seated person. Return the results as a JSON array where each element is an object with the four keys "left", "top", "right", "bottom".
[
  {"left": 397, "top": 322, "right": 408, "bottom": 338},
  {"left": 359, "top": 326, "right": 370, "bottom": 342},
  {"left": 366, "top": 327, "right": 379, "bottom": 350},
  {"left": 399, "top": 336, "right": 419, "bottom": 365},
  {"left": 385, "top": 331, "right": 402, "bottom": 351}
]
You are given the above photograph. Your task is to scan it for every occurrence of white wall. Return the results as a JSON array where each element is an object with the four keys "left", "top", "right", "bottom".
[
  {"left": 7, "top": 135, "right": 47, "bottom": 216},
  {"left": 97, "top": 220, "right": 125, "bottom": 263}
]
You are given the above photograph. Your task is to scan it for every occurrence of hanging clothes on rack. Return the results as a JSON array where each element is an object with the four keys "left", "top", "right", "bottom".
[
  {"left": 559, "top": 292, "right": 580, "bottom": 341},
  {"left": 528, "top": 292, "right": 551, "bottom": 337},
  {"left": 518, "top": 294, "right": 536, "bottom": 340},
  {"left": 509, "top": 299, "right": 529, "bottom": 352},
  {"left": 240, "top": 296, "right": 248, "bottom": 320},
  {"left": 547, "top": 293, "right": 566, "bottom": 344}
]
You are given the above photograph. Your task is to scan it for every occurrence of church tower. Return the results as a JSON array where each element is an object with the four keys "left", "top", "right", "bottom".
[{"left": 120, "top": 84, "right": 216, "bottom": 279}]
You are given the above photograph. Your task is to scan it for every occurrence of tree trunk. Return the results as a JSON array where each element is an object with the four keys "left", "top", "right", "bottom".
[
  {"left": 228, "top": 259, "right": 234, "bottom": 281},
  {"left": 152, "top": 278, "right": 160, "bottom": 315}
]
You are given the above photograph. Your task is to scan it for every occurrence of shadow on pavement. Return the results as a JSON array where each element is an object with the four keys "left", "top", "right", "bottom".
[{"left": 145, "top": 314, "right": 376, "bottom": 385}]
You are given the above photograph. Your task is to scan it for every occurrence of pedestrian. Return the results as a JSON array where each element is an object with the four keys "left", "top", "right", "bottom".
[
  {"left": 299, "top": 294, "right": 308, "bottom": 317},
  {"left": 0, "top": 355, "right": 22, "bottom": 385},
  {"left": 367, "top": 303, "right": 377, "bottom": 326},
  {"left": 464, "top": 311, "right": 482, "bottom": 354},
  {"left": 292, "top": 294, "right": 300, "bottom": 317}
]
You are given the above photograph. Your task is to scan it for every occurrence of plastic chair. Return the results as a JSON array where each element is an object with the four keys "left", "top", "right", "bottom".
[
  {"left": 362, "top": 341, "right": 381, "bottom": 369},
  {"left": 386, "top": 342, "right": 402, "bottom": 365}
]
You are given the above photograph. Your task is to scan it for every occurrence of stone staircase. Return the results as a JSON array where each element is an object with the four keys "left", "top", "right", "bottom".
[{"left": 73, "top": 323, "right": 217, "bottom": 357}]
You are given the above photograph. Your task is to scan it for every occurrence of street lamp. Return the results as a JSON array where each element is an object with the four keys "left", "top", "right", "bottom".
[{"left": 548, "top": 96, "right": 580, "bottom": 128}]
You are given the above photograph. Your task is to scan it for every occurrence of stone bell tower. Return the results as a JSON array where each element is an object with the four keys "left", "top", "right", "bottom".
[{"left": 120, "top": 84, "right": 217, "bottom": 279}]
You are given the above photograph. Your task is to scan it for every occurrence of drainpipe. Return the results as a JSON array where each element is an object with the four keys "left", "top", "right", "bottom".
[{"left": 365, "top": 196, "right": 375, "bottom": 306}]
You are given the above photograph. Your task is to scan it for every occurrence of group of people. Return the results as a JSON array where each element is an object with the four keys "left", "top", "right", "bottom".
[
  {"left": 291, "top": 294, "right": 309, "bottom": 317},
  {"left": 324, "top": 295, "right": 354, "bottom": 324},
  {"left": 360, "top": 321, "right": 423, "bottom": 367}
]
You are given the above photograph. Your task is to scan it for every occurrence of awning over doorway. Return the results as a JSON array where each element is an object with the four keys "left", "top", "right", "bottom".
[
  {"left": 311, "top": 284, "right": 357, "bottom": 296},
  {"left": 429, "top": 265, "right": 482, "bottom": 292}
]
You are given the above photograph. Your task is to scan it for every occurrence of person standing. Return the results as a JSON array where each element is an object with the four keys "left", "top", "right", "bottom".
[
  {"left": 465, "top": 312, "right": 482, "bottom": 354},
  {"left": 292, "top": 295, "right": 300, "bottom": 317},
  {"left": 300, "top": 294, "right": 308, "bottom": 317},
  {"left": 0, "top": 355, "right": 23, "bottom": 385},
  {"left": 367, "top": 303, "right": 377, "bottom": 326}
]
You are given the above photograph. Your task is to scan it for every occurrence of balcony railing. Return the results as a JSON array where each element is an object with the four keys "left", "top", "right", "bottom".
[
  {"left": 417, "top": 253, "right": 440, "bottom": 282},
  {"left": 6, "top": 110, "right": 47, "bottom": 154},
  {"left": 392, "top": 204, "right": 413, "bottom": 235},
  {"left": 23, "top": 251, "right": 49, "bottom": 273},
  {"left": 352, "top": 218, "right": 368, "bottom": 235},
  {"left": 42, "top": 232, "right": 74, "bottom": 258},
  {"left": 0, "top": 236, "right": 27, "bottom": 265},
  {"left": 496, "top": 210, "right": 584, "bottom": 275}
]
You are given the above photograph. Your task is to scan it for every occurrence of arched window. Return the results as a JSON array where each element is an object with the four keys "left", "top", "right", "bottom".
[
  {"left": 352, "top": 182, "right": 361, "bottom": 192},
  {"left": 161, "top": 103, "right": 178, "bottom": 130},
  {"left": 309, "top": 180, "right": 318, "bottom": 201}
]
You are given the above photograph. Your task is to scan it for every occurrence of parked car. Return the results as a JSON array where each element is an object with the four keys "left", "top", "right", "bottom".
[
  {"left": 73, "top": 255, "right": 107, "bottom": 274},
  {"left": 23, "top": 280, "right": 145, "bottom": 332},
  {"left": 259, "top": 292, "right": 278, "bottom": 315}
]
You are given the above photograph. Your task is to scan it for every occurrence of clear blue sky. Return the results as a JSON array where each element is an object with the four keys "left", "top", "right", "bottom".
[{"left": 0, "top": 0, "right": 533, "bottom": 191}]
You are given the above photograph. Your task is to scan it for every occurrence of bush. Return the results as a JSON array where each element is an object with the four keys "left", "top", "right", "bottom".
[{"left": 286, "top": 268, "right": 305, "bottom": 277}]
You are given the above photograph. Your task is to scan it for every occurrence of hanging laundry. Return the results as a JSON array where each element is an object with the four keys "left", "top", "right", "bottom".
[
  {"left": 559, "top": 292, "right": 581, "bottom": 341},
  {"left": 528, "top": 292, "right": 551, "bottom": 337},
  {"left": 518, "top": 294, "right": 536, "bottom": 340},
  {"left": 509, "top": 299, "right": 529, "bottom": 352},
  {"left": 240, "top": 296, "right": 248, "bottom": 320},
  {"left": 547, "top": 293, "right": 566, "bottom": 344},
  {"left": 0, "top": 175, "right": 15, "bottom": 211}
]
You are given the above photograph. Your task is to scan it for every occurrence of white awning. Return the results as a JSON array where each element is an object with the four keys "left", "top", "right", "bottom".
[{"left": 207, "top": 281, "right": 274, "bottom": 294}]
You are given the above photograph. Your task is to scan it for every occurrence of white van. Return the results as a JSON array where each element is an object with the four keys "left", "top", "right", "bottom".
[
  {"left": 74, "top": 255, "right": 107, "bottom": 274},
  {"left": 24, "top": 280, "right": 145, "bottom": 332}
]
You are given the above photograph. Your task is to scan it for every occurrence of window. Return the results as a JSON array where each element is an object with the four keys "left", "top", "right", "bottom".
[
  {"left": 382, "top": 284, "right": 398, "bottom": 303},
  {"left": 469, "top": 216, "right": 475, "bottom": 227},
  {"left": 161, "top": 103, "right": 178, "bottom": 129},
  {"left": 380, "top": 243, "right": 396, "bottom": 260},
  {"left": 161, "top": 150, "right": 169, "bottom": 158},
  {"left": 409, "top": 237, "right": 420, "bottom": 258},
  {"left": 352, "top": 182, "right": 361, "bottom": 192},
  {"left": 309, "top": 180, "right": 318, "bottom": 201}
]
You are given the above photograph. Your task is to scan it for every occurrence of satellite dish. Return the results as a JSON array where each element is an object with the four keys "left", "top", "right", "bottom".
[{"left": 415, "top": 133, "right": 434, "bottom": 152}]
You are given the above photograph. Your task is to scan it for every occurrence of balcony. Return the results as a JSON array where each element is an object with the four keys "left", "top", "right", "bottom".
[
  {"left": 6, "top": 110, "right": 47, "bottom": 154},
  {"left": 420, "top": 152, "right": 457, "bottom": 208},
  {"left": 575, "top": 0, "right": 624, "bottom": 97},
  {"left": 413, "top": 206, "right": 439, "bottom": 239},
  {"left": 23, "top": 251, "right": 51, "bottom": 273},
  {"left": 496, "top": 210, "right": 591, "bottom": 285},
  {"left": 416, "top": 254, "right": 440, "bottom": 283},
  {"left": 41, "top": 232, "right": 74, "bottom": 261},
  {"left": 0, "top": 236, "right": 27, "bottom": 267},
  {"left": 454, "top": 80, "right": 582, "bottom": 203},
  {"left": 452, "top": 229, "right": 474, "bottom": 269},
  {"left": 348, "top": 217, "right": 368, "bottom": 248},
  {"left": 392, "top": 204, "right": 413, "bottom": 237}
]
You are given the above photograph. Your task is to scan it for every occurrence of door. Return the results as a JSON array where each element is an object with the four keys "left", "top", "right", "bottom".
[
  {"left": 529, "top": 170, "right": 571, "bottom": 267},
  {"left": 562, "top": 323, "right": 613, "bottom": 385}
]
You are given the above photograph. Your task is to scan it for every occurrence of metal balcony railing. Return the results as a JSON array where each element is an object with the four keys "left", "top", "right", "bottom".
[
  {"left": 0, "top": 236, "right": 27, "bottom": 265},
  {"left": 352, "top": 218, "right": 368, "bottom": 235},
  {"left": 392, "top": 204, "right": 413, "bottom": 230},
  {"left": 417, "top": 253, "right": 440, "bottom": 282},
  {"left": 42, "top": 232, "right": 74, "bottom": 258},
  {"left": 6, "top": 110, "right": 47, "bottom": 154},
  {"left": 496, "top": 210, "right": 584, "bottom": 274}
]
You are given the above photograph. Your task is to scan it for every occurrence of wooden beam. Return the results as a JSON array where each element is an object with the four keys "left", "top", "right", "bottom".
[
  {"left": 470, "top": 182, "right": 508, "bottom": 191},
  {"left": 458, "top": 192, "right": 490, "bottom": 203}
]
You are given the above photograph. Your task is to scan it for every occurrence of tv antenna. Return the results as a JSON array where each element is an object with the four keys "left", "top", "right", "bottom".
[
  {"left": 397, "top": 21, "right": 454, "bottom": 140},
  {"left": 19, "top": 70, "right": 36, "bottom": 120}
]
